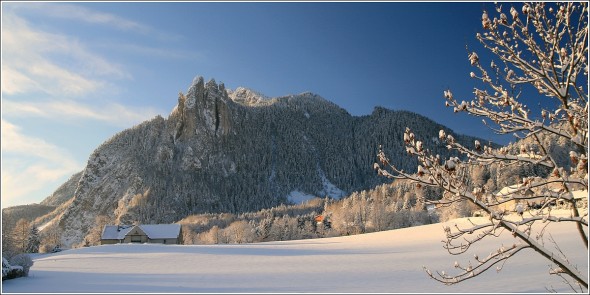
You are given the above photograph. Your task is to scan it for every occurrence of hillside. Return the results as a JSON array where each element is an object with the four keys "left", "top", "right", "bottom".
[
  {"left": 1, "top": 204, "right": 56, "bottom": 230},
  {"left": 39, "top": 172, "right": 82, "bottom": 207},
  {"left": 2, "top": 213, "right": 586, "bottom": 293}
]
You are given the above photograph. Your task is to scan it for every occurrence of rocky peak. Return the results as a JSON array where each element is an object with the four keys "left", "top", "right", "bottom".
[
  {"left": 185, "top": 76, "right": 205, "bottom": 104},
  {"left": 173, "top": 76, "right": 233, "bottom": 139},
  {"left": 227, "top": 87, "right": 270, "bottom": 106},
  {"left": 205, "top": 78, "right": 219, "bottom": 91}
]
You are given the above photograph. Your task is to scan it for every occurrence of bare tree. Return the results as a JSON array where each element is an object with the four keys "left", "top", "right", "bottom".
[
  {"left": 375, "top": 2, "right": 588, "bottom": 291},
  {"left": 83, "top": 215, "right": 111, "bottom": 246},
  {"left": 225, "top": 220, "right": 255, "bottom": 244},
  {"left": 40, "top": 224, "right": 62, "bottom": 253},
  {"left": 12, "top": 219, "right": 30, "bottom": 254}
]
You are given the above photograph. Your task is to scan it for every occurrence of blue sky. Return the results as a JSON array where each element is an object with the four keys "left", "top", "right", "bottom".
[{"left": 2, "top": 1, "right": 512, "bottom": 208}]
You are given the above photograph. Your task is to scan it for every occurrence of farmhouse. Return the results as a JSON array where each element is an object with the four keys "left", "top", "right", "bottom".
[
  {"left": 493, "top": 184, "right": 537, "bottom": 212},
  {"left": 101, "top": 224, "right": 183, "bottom": 245},
  {"left": 555, "top": 190, "right": 589, "bottom": 209},
  {"left": 493, "top": 180, "right": 589, "bottom": 213}
]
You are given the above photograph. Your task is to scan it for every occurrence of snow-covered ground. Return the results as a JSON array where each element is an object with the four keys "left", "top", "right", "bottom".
[
  {"left": 2, "top": 215, "right": 588, "bottom": 293},
  {"left": 287, "top": 190, "right": 316, "bottom": 204}
]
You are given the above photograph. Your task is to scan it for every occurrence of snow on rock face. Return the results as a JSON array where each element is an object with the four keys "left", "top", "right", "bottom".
[
  {"left": 38, "top": 220, "right": 54, "bottom": 232},
  {"left": 156, "top": 145, "right": 174, "bottom": 163},
  {"left": 317, "top": 167, "right": 346, "bottom": 199},
  {"left": 227, "top": 87, "right": 270, "bottom": 106},
  {"left": 202, "top": 79, "right": 232, "bottom": 136},
  {"left": 180, "top": 146, "right": 202, "bottom": 170},
  {"left": 184, "top": 76, "right": 204, "bottom": 109},
  {"left": 177, "top": 76, "right": 234, "bottom": 137},
  {"left": 287, "top": 190, "right": 317, "bottom": 204}
]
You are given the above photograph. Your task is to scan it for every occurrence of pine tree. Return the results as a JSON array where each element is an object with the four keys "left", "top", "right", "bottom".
[{"left": 26, "top": 226, "right": 40, "bottom": 253}]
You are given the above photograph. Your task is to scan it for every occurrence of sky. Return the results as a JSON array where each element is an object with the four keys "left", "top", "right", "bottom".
[{"left": 2, "top": 1, "right": 517, "bottom": 209}]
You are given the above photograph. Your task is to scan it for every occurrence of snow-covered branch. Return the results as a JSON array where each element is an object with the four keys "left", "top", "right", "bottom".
[{"left": 376, "top": 2, "right": 588, "bottom": 291}]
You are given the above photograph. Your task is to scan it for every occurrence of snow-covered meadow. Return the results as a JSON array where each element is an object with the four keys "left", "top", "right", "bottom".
[{"left": 2, "top": 215, "right": 588, "bottom": 293}]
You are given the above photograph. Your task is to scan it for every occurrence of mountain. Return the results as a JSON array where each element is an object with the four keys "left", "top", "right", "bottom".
[{"left": 26, "top": 76, "right": 489, "bottom": 247}]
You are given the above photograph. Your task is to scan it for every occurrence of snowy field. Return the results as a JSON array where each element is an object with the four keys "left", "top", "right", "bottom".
[{"left": 2, "top": 215, "right": 588, "bottom": 293}]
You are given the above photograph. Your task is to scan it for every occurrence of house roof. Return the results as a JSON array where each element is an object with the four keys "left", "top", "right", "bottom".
[
  {"left": 572, "top": 190, "right": 588, "bottom": 200},
  {"left": 139, "top": 224, "right": 181, "bottom": 239},
  {"left": 101, "top": 224, "right": 181, "bottom": 240},
  {"left": 495, "top": 184, "right": 535, "bottom": 198}
]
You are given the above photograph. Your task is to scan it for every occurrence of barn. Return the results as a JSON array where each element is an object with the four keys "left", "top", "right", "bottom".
[{"left": 101, "top": 224, "right": 183, "bottom": 245}]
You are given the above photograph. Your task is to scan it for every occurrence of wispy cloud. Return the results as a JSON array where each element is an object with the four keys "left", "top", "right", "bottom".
[
  {"left": 104, "top": 43, "right": 206, "bottom": 61},
  {"left": 7, "top": 2, "right": 183, "bottom": 41},
  {"left": 0, "top": 65, "right": 40, "bottom": 95},
  {"left": 2, "top": 13, "right": 129, "bottom": 97},
  {"left": 3, "top": 99, "right": 163, "bottom": 128},
  {"left": 1, "top": 3, "right": 179, "bottom": 208},
  {"left": 1, "top": 12, "right": 165, "bottom": 126},
  {"left": 1, "top": 120, "right": 82, "bottom": 207},
  {"left": 35, "top": 3, "right": 151, "bottom": 33}
]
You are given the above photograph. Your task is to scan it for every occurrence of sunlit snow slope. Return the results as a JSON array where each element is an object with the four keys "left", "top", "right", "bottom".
[{"left": 2, "top": 216, "right": 587, "bottom": 293}]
